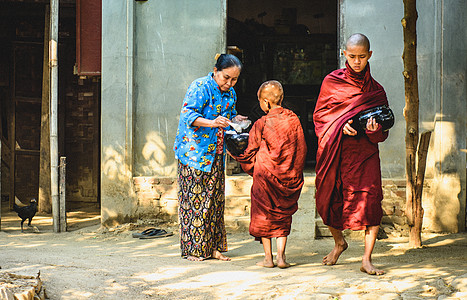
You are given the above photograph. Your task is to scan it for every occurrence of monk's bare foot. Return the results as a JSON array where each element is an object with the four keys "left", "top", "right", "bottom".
[
  {"left": 277, "top": 255, "right": 290, "bottom": 269},
  {"left": 212, "top": 250, "right": 231, "bottom": 261},
  {"left": 323, "top": 241, "right": 348, "bottom": 265},
  {"left": 277, "top": 260, "right": 291, "bottom": 269},
  {"left": 360, "top": 259, "right": 384, "bottom": 275},
  {"left": 187, "top": 256, "right": 205, "bottom": 261},
  {"left": 256, "top": 258, "right": 275, "bottom": 268}
]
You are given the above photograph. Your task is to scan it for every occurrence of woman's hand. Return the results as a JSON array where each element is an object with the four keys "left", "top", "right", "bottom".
[
  {"left": 192, "top": 116, "right": 230, "bottom": 128},
  {"left": 366, "top": 117, "right": 379, "bottom": 132},
  {"left": 343, "top": 120, "right": 358, "bottom": 136},
  {"left": 211, "top": 116, "right": 231, "bottom": 128}
]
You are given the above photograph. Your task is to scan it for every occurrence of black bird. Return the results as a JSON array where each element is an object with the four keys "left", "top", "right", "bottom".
[{"left": 13, "top": 198, "right": 38, "bottom": 232}]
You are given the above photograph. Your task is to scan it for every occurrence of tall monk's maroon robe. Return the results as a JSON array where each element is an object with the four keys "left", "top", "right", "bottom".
[
  {"left": 235, "top": 107, "right": 307, "bottom": 239},
  {"left": 313, "top": 62, "right": 389, "bottom": 230}
]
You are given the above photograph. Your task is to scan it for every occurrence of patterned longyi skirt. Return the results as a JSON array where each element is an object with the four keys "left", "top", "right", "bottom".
[{"left": 177, "top": 154, "right": 227, "bottom": 259}]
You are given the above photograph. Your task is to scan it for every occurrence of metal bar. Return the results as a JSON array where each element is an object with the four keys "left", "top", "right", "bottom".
[
  {"left": 59, "top": 157, "right": 67, "bottom": 232},
  {"left": 50, "top": 0, "right": 60, "bottom": 232}
]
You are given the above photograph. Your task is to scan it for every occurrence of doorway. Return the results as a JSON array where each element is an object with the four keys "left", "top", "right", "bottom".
[
  {"left": 227, "top": 0, "right": 338, "bottom": 169},
  {"left": 0, "top": 1, "right": 100, "bottom": 220}
]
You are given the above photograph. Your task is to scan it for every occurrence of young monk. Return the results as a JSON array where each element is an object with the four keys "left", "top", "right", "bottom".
[
  {"left": 313, "top": 33, "right": 390, "bottom": 275},
  {"left": 233, "top": 80, "right": 307, "bottom": 268}
]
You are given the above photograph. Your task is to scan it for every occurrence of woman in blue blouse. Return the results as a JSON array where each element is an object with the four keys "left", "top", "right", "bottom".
[{"left": 174, "top": 54, "right": 246, "bottom": 261}]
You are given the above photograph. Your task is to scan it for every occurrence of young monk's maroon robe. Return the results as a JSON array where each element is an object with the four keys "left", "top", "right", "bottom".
[
  {"left": 313, "top": 62, "right": 389, "bottom": 230},
  {"left": 235, "top": 107, "right": 307, "bottom": 239}
]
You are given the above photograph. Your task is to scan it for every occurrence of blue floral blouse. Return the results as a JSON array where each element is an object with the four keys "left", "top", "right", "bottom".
[{"left": 174, "top": 72, "right": 238, "bottom": 172}]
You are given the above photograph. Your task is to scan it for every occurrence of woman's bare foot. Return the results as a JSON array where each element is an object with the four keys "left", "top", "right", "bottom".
[
  {"left": 323, "top": 241, "right": 348, "bottom": 265},
  {"left": 212, "top": 250, "right": 231, "bottom": 261},
  {"left": 360, "top": 259, "right": 384, "bottom": 275},
  {"left": 256, "top": 258, "right": 275, "bottom": 268},
  {"left": 187, "top": 256, "right": 205, "bottom": 261}
]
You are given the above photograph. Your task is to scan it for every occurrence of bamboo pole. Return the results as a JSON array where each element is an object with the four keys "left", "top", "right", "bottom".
[{"left": 50, "top": 0, "right": 60, "bottom": 232}]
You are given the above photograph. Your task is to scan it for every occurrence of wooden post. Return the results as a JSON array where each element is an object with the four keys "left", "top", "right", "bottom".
[
  {"left": 50, "top": 0, "right": 60, "bottom": 233},
  {"left": 59, "top": 157, "right": 67, "bottom": 232},
  {"left": 0, "top": 140, "right": 2, "bottom": 230},
  {"left": 39, "top": 4, "right": 52, "bottom": 213}
]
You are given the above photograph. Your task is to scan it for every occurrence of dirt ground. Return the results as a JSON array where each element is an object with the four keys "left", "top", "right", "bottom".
[{"left": 1, "top": 207, "right": 467, "bottom": 300}]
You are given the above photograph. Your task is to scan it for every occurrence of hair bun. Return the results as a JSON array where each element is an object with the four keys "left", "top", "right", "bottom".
[{"left": 214, "top": 53, "right": 221, "bottom": 60}]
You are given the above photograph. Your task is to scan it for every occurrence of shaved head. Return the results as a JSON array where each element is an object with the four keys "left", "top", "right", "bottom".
[
  {"left": 258, "top": 80, "right": 284, "bottom": 105},
  {"left": 346, "top": 33, "right": 370, "bottom": 51}
]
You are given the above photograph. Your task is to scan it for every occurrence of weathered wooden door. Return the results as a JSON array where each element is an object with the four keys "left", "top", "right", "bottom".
[{"left": 11, "top": 42, "right": 43, "bottom": 205}]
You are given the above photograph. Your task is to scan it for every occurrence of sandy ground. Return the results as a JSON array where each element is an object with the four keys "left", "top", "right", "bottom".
[{"left": 1, "top": 208, "right": 467, "bottom": 299}]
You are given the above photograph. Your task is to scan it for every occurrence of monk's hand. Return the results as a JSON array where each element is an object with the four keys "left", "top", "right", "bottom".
[
  {"left": 343, "top": 120, "right": 358, "bottom": 136},
  {"left": 366, "top": 117, "right": 379, "bottom": 132},
  {"left": 212, "top": 116, "right": 231, "bottom": 128},
  {"left": 232, "top": 115, "right": 248, "bottom": 122}
]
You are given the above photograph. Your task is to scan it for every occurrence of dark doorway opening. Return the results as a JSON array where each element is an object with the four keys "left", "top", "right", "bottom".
[
  {"left": 227, "top": 0, "right": 338, "bottom": 171},
  {"left": 0, "top": 1, "right": 101, "bottom": 229}
]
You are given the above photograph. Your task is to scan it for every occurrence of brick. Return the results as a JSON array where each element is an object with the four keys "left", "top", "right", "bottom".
[
  {"left": 159, "top": 178, "right": 175, "bottom": 185},
  {"left": 393, "top": 179, "right": 407, "bottom": 187},
  {"left": 393, "top": 189, "right": 406, "bottom": 198},
  {"left": 382, "top": 179, "right": 395, "bottom": 186}
]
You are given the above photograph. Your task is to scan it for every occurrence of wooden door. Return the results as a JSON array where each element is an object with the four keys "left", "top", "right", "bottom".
[{"left": 11, "top": 42, "right": 43, "bottom": 205}]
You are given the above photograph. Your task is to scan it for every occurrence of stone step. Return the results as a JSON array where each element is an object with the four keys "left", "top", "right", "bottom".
[
  {"left": 225, "top": 215, "right": 250, "bottom": 232},
  {"left": 315, "top": 218, "right": 332, "bottom": 237},
  {"left": 225, "top": 176, "right": 253, "bottom": 196},
  {"left": 225, "top": 195, "right": 251, "bottom": 207},
  {"left": 224, "top": 204, "right": 250, "bottom": 217}
]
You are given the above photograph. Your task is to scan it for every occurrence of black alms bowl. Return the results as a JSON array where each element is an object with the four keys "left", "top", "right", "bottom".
[
  {"left": 351, "top": 105, "right": 395, "bottom": 133},
  {"left": 225, "top": 130, "right": 249, "bottom": 156}
]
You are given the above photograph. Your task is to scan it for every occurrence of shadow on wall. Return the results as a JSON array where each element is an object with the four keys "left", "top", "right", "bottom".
[
  {"left": 423, "top": 118, "right": 465, "bottom": 232},
  {"left": 139, "top": 131, "right": 177, "bottom": 177},
  {"left": 102, "top": 144, "right": 132, "bottom": 182}
]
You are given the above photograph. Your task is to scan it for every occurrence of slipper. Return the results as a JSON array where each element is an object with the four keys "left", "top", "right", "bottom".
[
  {"left": 132, "top": 228, "right": 158, "bottom": 238},
  {"left": 139, "top": 229, "right": 173, "bottom": 239}
]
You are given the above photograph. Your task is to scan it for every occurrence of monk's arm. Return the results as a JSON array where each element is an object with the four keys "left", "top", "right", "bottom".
[{"left": 234, "top": 120, "right": 263, "bottom": 175}]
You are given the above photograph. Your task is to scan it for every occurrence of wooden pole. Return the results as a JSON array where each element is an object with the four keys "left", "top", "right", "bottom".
[
  {"left": 59, "top": 156, "right": 67, "bottom": 232},
  {"left": 0, "top": 140, "right": 2, "bottom": 230},
  {"left": 50, "top": 0, "right": 60, "bottom": 232},
  {"left": 39, "top": 4, "right": 52, "bottom": 213}
]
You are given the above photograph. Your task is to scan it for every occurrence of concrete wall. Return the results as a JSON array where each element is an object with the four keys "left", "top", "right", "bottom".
[
  {"left": 101, "top": 0, "right": 227, "bottom": 225},
  {"left": 340, "top": 0, "right": 467, "bottom": 231},
  {"left": 133, "top": 0, "right": 227, "bottom": 178}
]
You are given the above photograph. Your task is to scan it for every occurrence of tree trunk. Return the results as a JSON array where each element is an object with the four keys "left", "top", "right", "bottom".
[{"left": 402, "top": 0, "right": 431, "bottom": 248}]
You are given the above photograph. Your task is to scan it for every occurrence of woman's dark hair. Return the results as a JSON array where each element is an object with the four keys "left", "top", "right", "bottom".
[{"left": 215, "top": 54, "right": 243, "bottom": 71}]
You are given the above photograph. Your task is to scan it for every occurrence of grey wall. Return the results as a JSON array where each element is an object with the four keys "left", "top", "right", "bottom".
[
  {"left": 101, "top": 0, "right": 227, "bottom": 225},
  {"left": 133, "top": 0, "right": 226, "bottom": 177},
  {"left": 339, "top": 0, "right": 406, "bottom": 177},
  {"left": 340, "top": 0, "right": 467, "bottom": 231},
  {"left": 101, "top": 0, "right": 136, "bottom": 225}
]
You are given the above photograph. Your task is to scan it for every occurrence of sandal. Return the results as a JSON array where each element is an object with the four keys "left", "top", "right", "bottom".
[
  {"left": 131, "top": 228, "right": 158, "bottom": 238},
  {"left": 139, "top": 229, "right": 173, "bottom": 239}
]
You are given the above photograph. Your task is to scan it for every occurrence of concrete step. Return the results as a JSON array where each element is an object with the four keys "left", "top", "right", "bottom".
[
  {"left": 225, "top": 176, "right": 253, "bottom": 197},
  {"left": 225, "top": 215, "right": 250, "bottom": 232},
  {"left": 315, "top": 218, "right": 332, "bottom": 237}
]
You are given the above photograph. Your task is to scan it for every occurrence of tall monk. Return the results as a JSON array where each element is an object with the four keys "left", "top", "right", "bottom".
[
  {"left": 313, "top": 33, "right": 390, "bottom": 275},
  {"left": 233, "top": 81, "right": 307, "bottom": 268}
]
